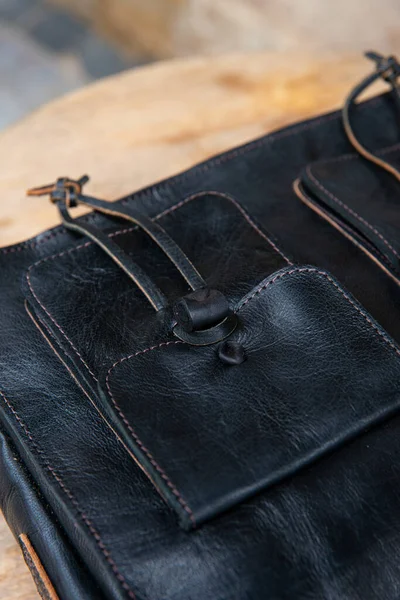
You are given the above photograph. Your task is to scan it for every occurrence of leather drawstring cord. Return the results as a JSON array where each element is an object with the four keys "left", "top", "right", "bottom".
[
  {"left": 28, "top": 176, "right": 205, "bottom": 292},
  {"left": 343, "top": 51, "right": 400, "bottom": 182},
  {"left": 28, "top": 177, "right": 168, "bottom": 311},
  {"left": 74, "top": 190, "right": 205, "bottom": 292},
  {"left": 27, "top": 177, "right": 237, "bottom": 346}
]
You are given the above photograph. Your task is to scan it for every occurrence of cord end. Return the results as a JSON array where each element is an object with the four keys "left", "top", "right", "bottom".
[{"left": 26, "top": 175, "right": 89, "bottom": 206}]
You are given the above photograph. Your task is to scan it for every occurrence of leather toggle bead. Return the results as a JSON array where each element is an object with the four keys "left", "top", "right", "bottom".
[
  {"left": 173, "top": 288, "right": 230, "bottom": 333},
  {"left": 218, "top": 341, "right": 246, "bottom": 365}
]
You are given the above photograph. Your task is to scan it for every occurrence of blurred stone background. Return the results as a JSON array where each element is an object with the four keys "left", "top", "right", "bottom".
[
  {"left": 49, "top": 0, "right": 400, "bottom": 59},
  {"left": 0, "top": 0, "right": 144, "bottom": 129},
  {"left": 1, "top": 0, "right": 400, "bottom": 129}
]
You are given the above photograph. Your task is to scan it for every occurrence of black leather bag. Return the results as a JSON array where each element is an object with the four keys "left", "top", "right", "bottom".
[{"left": 2, "top": 52, "right": 400, "bottom": 600}]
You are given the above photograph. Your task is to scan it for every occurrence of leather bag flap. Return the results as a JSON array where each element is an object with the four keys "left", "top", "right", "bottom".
[
  {"left": 102, "top": 267, "right": 400, "bottom": 529},
  {"left": 300, "top": 147, "right": 400, "bottom": 282}
]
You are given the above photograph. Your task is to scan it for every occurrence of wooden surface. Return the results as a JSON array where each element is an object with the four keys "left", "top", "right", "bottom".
[{"left": 0, "top": 51, "right": 382, "bottom": 599}]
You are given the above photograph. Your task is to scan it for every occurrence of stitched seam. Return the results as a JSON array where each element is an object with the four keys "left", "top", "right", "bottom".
[
  {"left": 235, "top": 266, "right": 400, "bottom": 357},
  {"left": 29, "top": 287, "right": 196, "bottom": 528},
  {"left": 105, "top": 341, "right": 196, "bottom": 527},
  {"left": 306, "top": 166, "right": 400, "bottom": 260},
  {"left": 25, "top": 227, "right": 136, "bottom": 382},
  {"left": 0, "top": 389, "right": 137, "bottom": 600},
  {"left": 28, "top": 303, "right": 171, "bottom": 513},
  {"left": 33, "top": 297, "right": 196, "bottom": 527},
  {"left": 305, "top": 140, "right": 400, "bottom": 169},
  {"left": 155, "top": 190, "right": 292, "bottom": 264},
  {"left": 26, "top": 263, "right": 98, "bottom": 382}
]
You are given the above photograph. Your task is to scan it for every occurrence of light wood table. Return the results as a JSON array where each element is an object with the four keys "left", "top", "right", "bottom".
[{"left": 0, "top": 51, "right": 377, "bottom": 599}]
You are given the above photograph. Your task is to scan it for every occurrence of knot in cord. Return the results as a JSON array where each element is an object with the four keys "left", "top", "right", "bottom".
[
  {"left": 343, "top": 51, "right": 400, "bottom": 183},
  {"left": 27, "top": 175, "right": 89, "bottom": 208},
  {"left": 365, "top": 51, "right": 400, "bottom": 85}
]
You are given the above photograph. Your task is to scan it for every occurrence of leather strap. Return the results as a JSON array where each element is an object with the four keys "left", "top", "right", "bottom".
[
  {"left": 28, "top": 177, "right": 168, "bottom": 310},
  {"left": 343, "top": 51, "right": 400, "bottom": 181},
  {"left": 27, "top": 177, "right": 232, "bottom": 338},
  {"left": 76, "top": 194, "right": 206, "bottom": 291},
  {"left": 29, "top": 176, "right": 205, "bottom": 292},
  {"left": 57, "top": 200, "right": 168, "bottom": 311}
]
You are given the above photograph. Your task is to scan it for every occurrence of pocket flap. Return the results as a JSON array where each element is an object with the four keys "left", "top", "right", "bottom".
[
  {"left": 300, "top": 148, "right": 400, "bottom": 281},
  {"left": 102, "top": 267, "right": 400, "bottom": 529}
]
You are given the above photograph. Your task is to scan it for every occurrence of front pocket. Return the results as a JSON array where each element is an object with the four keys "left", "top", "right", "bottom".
[
  {"left": 297, "top": 147, "right": 400, "bottom": 284},
  {"left": 23, "top": 191, "right": 400, "bottom": 531},
  {"left": 24, "top": 191, "right": 289, "bottom": 381},
  {"left": 102, "top": 266, "right": 400, "bottom": 529}
]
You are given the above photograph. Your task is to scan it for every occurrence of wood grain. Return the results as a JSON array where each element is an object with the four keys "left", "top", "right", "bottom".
[{"left": 0, "top": 50, "right": 383, "bottom": 599}]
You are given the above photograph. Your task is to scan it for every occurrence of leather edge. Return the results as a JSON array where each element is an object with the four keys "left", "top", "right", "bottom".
[
  {"left": 0, "top": 429, "right": 108, "bottom": 600},
  {"left": 19, "top": 533, "right": 59, "bottom": 600},
  {"left": 293, "top": 177, "right": 400, "bottom": 287}
]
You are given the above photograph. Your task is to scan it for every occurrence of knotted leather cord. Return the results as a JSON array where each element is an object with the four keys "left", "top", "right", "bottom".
[
  {"left": 343, "top": 51, "right": 400, "bottom": 181},
  {"left": 28, "top": 176, "right": 206, "bottom": 300},
  {"left": 27, "top": 177, "right": 238, "bottom": 343}
]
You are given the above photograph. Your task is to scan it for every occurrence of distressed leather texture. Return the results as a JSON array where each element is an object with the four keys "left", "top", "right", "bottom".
[
  {"left": 2, "top": 88, "right": 400, "bottom": 599},
  {"left": 0, "top": 432, "right": 104, "bottom": 599},
  {"left": 104, "top": 267, "right": 400, "bottom": 529}
]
